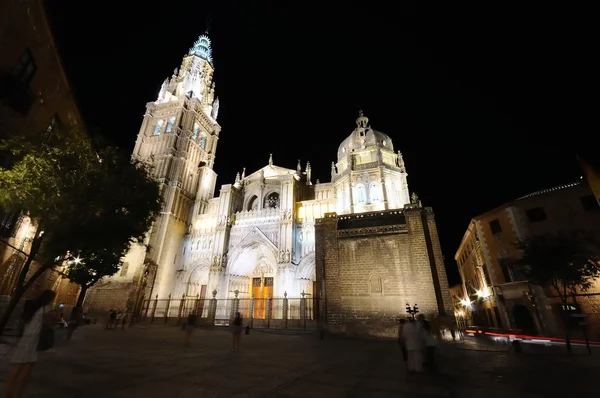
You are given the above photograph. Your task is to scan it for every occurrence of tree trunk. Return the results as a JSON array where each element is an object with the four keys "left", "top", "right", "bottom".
[{"left": 75, "top": 285, "right": 88, "bottom": 308}]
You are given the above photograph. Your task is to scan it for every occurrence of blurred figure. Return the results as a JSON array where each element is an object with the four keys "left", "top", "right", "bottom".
[
  {"left": 401, "top": 317, "right": 425, "bottom": 373},
  {"left": 398, "top": 318, "right": 408, "bottom": 364},
  {"left": 184, "top": 311, "right": 197, "bottom": 346},
  {"left": 231, "top": 312, "right": 243, "bottom": 352},
  {"left": 4, "top": 290, "right": 57, "bottom": 398}
]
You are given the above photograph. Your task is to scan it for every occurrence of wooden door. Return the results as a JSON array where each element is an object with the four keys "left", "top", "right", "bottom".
[
  {"left": 196, "top": 285, "right": 207, "bottom": 317},
  {"left": 251, "top": 277, "right": 273, "bottom": 319}
]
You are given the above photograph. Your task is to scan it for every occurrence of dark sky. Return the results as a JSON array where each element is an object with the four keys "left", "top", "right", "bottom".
[{"left": 45, "top": 1, "right": 588, "bottom": 284}]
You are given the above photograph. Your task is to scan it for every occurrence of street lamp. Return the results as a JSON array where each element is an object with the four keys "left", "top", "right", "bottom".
[{"left": 405, "top": 303, "right": 419, "bottom": 320}]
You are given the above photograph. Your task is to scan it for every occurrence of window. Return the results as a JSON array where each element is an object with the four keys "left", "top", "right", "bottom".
[
  {"left": 166, "top": 116, "right": 176, "bottom": 133},
  {"left": 192, "top": 123, "right": 199, "bottom": 140},
  {"left": 199, "top": 132, "right": 207, "bottom": 149},
  {"left": 369, "top": 274, "right": 383, "bottom": 294},
  {"left": 581, "top": 195, "right": 599, "bottom": 211},
  {"left": 247, "top": 195, "right": 258, "bottom": 211},
  {"left": 265, "top": 192, "right": 279, "bottom": 209},
  {"left": 153, "top": 119, "right": 164, "bottom": 136},
  {"left": 369, "top": 182, "right": 381, "bottom": 203},
  {"left": 355, "top": 184, "right": 366, "bottom": 204},
  {"left": 526, "top": 207, "right": 547, "bottom": 222},
  {"left": 489, "top": 219, "right": 502, "bottom": 234},
  {"left": 12, "top": 49, "right": 36, "bottom": 84}
]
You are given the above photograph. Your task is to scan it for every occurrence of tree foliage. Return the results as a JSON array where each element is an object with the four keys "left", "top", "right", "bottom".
[
  {"left": 514, "top": 231, "right": 600, "bottom": 300},
  {"left": 0, "top": 125, "right": 161, "bottom": 330},
  {"left": 62, "top": 147, "right": 161, "bottom": 291}
]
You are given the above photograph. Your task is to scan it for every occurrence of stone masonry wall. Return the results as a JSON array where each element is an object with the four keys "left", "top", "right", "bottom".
[{"left": 317, "top": 209, "right": 451, "bottom": 339}]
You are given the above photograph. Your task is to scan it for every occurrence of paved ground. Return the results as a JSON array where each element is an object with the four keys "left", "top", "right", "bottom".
[{"left": 1, "top": 325, "right": 600, "bottom": 397}]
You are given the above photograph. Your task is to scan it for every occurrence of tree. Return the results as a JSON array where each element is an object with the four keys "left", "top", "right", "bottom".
[
  {"left": 61, "top": 147, "right": 161, "bottom": 309},
  {"left": 0, "top": 126, "right": 95, "bottom": 333},
  {"left": 0, "top": 127, "right": 161, "bottom": 334},
  {"left": 514, "top": 231, "right": 600, "bottom": 353}
]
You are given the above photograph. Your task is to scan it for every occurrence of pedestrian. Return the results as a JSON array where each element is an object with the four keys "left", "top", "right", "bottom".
[
  {"left": 3, "top": 290, "right": 57, "bottom": 398},
  {"left": 231, "top": 312, "right": 243, "bottom": 352},
  {"left": 398, "top": 318, "right": 408, "bottom": 364},
  {"left": 66, "top": 307, "right": 80, "bottom": 341},
  {"left": 184, "top": 311, "right": 197, "bottom": 346},
  {"left": 401, "top": 318, "right": 425, "bottom": 373}
]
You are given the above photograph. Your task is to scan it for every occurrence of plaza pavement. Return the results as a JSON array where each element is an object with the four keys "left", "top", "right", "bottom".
[{"left": 1, "top": 324, "right": 600, "bottom": 397}]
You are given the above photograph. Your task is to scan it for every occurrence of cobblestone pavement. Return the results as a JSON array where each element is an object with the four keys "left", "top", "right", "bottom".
[{"left": 1, "top": 325, "right": 600, "bottom": 397}]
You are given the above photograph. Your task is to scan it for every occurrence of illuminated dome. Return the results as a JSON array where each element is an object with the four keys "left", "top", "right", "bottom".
[
  {"left": 337, "top": 111, "right": 394, "bottom": 160},
  {"left": 189, "top": 34, "right": 213, "bottom": 63}
]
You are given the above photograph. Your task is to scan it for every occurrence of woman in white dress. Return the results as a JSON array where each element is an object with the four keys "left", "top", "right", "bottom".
[{"left": 3, "top": 290, "right": 56, "bottom": 398}]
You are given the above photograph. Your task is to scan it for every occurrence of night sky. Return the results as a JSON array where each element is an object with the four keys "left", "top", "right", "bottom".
[{"left": 44, "top": 2, "right": 588, "bottom": 284}]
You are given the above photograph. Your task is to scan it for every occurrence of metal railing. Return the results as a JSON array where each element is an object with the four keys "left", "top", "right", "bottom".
[{"left": 137, "top": 293, "right": 319, "bottom": 330}]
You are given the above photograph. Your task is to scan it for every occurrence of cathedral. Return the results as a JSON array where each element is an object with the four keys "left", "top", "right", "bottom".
[{"left": 84, "top": 33, "right": 453, "bottom": 337}]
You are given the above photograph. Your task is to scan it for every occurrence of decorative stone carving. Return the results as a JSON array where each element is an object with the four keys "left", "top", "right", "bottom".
[{"left": 337, "top": 224, "right": 407, "bottom": 238}]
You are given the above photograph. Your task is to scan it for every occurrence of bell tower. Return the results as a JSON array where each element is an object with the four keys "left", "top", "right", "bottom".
[{"left": 132, "top": 32, "right": 221, "bottom": 299}]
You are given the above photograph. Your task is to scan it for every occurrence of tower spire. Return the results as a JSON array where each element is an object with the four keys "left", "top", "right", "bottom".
[{"left": 268, "top": 153, "right": 273, "bottom": 166}]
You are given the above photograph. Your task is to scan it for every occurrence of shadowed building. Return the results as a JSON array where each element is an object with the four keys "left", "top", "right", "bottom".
[
  {"left": 0, "top": 0, "right": 84, "bottom": 317},
  {"left": 455, "top": 181, "right": 600, "bottom": 339}
]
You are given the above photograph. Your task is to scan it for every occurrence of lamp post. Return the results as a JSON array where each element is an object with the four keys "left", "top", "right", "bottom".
[{"left": 405, "top": 303, "right": 419, "bottom": 320}]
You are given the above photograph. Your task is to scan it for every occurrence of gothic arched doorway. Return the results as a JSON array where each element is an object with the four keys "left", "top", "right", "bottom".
[
  {"left": 228, "top": 238, "right": 278, "bottom": 319},
  {"left": 513, "top": 304, "right": 535, "bottom": 334}
]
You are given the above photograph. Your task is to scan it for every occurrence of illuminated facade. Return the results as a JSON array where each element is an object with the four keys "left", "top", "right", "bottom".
[{"left": 85, "top": 33, "right": 431, "bottom": 321}]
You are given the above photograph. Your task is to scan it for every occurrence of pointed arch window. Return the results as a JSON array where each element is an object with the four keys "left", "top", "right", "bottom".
[
  {"left": 355, "top": 184, "right": 366, "bottom": 205},
  {"left": 192, "top": 123, "right": 199, "bottom": 140},
  {"left": 166, "top": 116, "right": 176, "bottom": 133},
  {"left": 153, "top": 119, "right": 164, "bottom": 136},
  {"left": 369, "top": 182, "right": 381, "bottom": 203},
  {"left": 199, "top": 132, "right": 207, "bottom": 149}
]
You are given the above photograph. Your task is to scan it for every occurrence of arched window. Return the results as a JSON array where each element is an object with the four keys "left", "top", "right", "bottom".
[
  {"left": 369, "top": 274, "right": 383, "bottom": 294},
  {"left": 192, "top": 123, "right": 200, "bottom": 140},
  {"left": 199, "top": 132, "right": 207, "bottom": 149},
  {"left": 166, "top": 116, "right": 176, "bottom": 133},
  {"left": 355, "top": 184, "right": 366, "bottom": 205},
  {"left": 153, "top": 119, "right": 164, "bottom": 136},
  {"left": 369, "top": 182, "right": 381, "bottom": 203},
  {"left": 247, "top": 195, "right": 258, "bottom": 211},
  {"left": 265, "top": 192, "right": 280, "bottom": 209}
]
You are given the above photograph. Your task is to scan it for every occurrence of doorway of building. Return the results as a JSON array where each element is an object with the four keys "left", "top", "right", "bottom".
[
  {"left": 251, "top": 277, "right": 273, "bottom": 319},
  {"left": 513, "top": 304, "right": 536, "bottom": 334}
]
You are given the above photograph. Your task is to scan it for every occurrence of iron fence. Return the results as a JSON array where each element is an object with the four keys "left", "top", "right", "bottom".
[{"left": 137, "top": 294, "right": 319, "bottom": 330}]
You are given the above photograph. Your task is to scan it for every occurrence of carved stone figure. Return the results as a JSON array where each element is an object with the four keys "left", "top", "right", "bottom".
[
  {"left": 411, "top": 192, "right": 419, "bottom": 204},
  {"left": 211, "top": 97, "right": 220, "bottom": 120}
]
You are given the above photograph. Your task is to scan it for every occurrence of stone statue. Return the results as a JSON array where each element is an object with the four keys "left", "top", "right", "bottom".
[
  {"left": 211, "top": 97, "right": 220, "bottom": 120},
  {"left": 284, "top": 250, "right": 290, "bottom": 262},
  {"left": 411, "top": 192, "right": 419, "bottom": 204}
]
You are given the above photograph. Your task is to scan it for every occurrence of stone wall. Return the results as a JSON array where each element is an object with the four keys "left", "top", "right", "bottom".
[{"left": 316, "top": 207, "right": 453, "bottom": 339}]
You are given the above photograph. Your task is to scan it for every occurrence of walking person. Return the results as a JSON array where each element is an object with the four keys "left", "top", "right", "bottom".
[
  {"left": 419, "top": 315, "right": 438, "bottom": 372},
  {"left": 231, "top": 312, "right": 243, "bottom": 352},
  {"left": 398, "top": 318, "right": 408, "bottom": 365},
  {"left": 184, "top": 311, "right": 197, "bottom": 347},
  {"left": 401, "top": 318, "right": 425, "bottom": 373},
  {"left": 3, "top": 290, "right": 57, "bottom": 398}
]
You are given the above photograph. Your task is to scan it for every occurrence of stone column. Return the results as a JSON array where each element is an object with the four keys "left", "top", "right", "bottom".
[
  {"left": 207, "top": 289, "right": 218, "bottom": 325},
  {"left": 230, "top": 289, "right": 240, "bottom": 320}
]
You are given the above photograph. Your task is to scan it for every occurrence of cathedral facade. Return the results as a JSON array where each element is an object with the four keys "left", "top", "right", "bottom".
[{"left": 84, "top": 34, "right": 453, "bottom": 336}]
